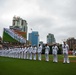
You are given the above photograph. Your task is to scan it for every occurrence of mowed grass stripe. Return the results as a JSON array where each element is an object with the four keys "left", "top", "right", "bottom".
[{"left": 0, "top": 55, "right": 76, "bottom": 75}]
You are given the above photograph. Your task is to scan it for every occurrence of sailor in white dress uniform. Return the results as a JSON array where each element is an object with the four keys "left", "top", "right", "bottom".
[
  {"left": 24, "top": 46, "right": 27, "bottom": 59},
  {"left": 62, "top": 41, "right": 70, "bottom": 63},
  {"left": 26, "top": 46, "right": 29, "bottom": 59},
  {"left": 52, "top": 43, "right": 58, "bottom": 62},
  {"left": 32, "top": 45, "right": 37, "bottom": 60},
  {"left": 45, "top": 44, "right": 50, "bottom": 61},
  {"left": 38, "top": 44, "right": 42, "bottom": 61},
  {"left": 29, "top": 45, "right": 33, "bottom": 60}
]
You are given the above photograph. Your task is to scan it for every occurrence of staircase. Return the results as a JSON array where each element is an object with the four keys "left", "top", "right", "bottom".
[{"left": 4, "top": 28, "right": 26, "bottom": 43}]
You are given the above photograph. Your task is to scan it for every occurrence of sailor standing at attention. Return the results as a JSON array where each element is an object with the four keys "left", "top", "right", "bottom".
[
  {"left": 29, "top": 45, "right": 33, "bottom": 60},
  {"left": 24, "top": 46, "right": 27, "bottom": 59},
  {"left": 52, "top": 42, "right": 58, "bottom": 63},
  {"left": 62, "top": 40, "right": 70, "bottom": 63},
  {"left": 26, "top": 46, "right": 29, "bottom": 59},
  {"left": 45, "top": 44, "right": 50, "bottom": 61},
  {"left": 38, "top": 44, "right": 42, "bottom": 61},
  {"left": 32, "top": 45, "right": 37, "bottom": 60}
]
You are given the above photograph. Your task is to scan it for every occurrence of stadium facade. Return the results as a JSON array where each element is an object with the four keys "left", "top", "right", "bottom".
[{"left": 2, "top": 16, "right": 27, "bottom": 44}]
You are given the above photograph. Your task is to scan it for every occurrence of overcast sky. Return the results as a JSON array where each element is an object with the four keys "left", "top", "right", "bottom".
[{"left": 0, "top": 0, "right": 76, "bottom": 43}]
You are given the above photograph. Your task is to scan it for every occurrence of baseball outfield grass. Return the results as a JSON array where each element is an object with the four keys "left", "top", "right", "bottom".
[{"left": 0, "top": 55, "right": 76, "bottom": 75}]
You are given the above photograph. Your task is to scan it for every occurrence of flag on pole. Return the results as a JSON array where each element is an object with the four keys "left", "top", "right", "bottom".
[
  {"left": 31, "top": 28, "right": 33, "bottom": 32},
  {"left": 31, "top": 28, "right": 32, "bottom": 30}
]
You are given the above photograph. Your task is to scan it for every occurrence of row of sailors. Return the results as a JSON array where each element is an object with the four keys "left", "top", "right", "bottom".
[
  {"left": 0, "top": 44, "right": 43, "bottom": 61},
  {"left": 0, "top": 42, "right": 70, "bottom": 63},
  {"left": 0, "top": 44, "right": 51, "bottom": 61}
]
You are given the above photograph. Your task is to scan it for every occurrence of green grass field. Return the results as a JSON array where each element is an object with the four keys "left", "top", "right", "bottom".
[{"left": 0, "top": 55, "right": 76, "bottom": 75}]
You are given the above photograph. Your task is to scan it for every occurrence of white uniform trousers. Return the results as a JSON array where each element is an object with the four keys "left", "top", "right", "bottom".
[
  {"left": 29, "top": 53, "right": 32, "bottom": 60},
  {"left": 63, "top": 53, "right": 70, "bottom": 63},
  {"left": 53, "top": 51, "right": 58, "bottom": 62},
  {"left": 20, "top": 51, "right": 24, "bottom": 59},
  {"left": 53, "top": 54, "right": 58, "bottom": 62},
  {"left": 45, "top": 53, "right": 49, "bottom": 61},
  {"left": 33, "top": 53, "right": 36, "bottom": 60},
  {"left": 26, "top": 52, "right": 29, "bottom": 59},
  {"left": 18, "top": 51, "right": 21, "bottom": 59},
  {"left": 38, "top": 53, "right": 41, "bottom": 61},
  {"left": 24, "top": 51, "right": 27, "bottom": 59}
]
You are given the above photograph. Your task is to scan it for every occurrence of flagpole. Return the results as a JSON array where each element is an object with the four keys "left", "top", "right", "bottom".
[{"left": 31, "top": 28, "right": 33, "bottom": 32}]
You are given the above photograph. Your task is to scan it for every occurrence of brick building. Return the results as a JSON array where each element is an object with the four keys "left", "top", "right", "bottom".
[{"left": 67, "top": 37, "right": 76, "bottom": 50}]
